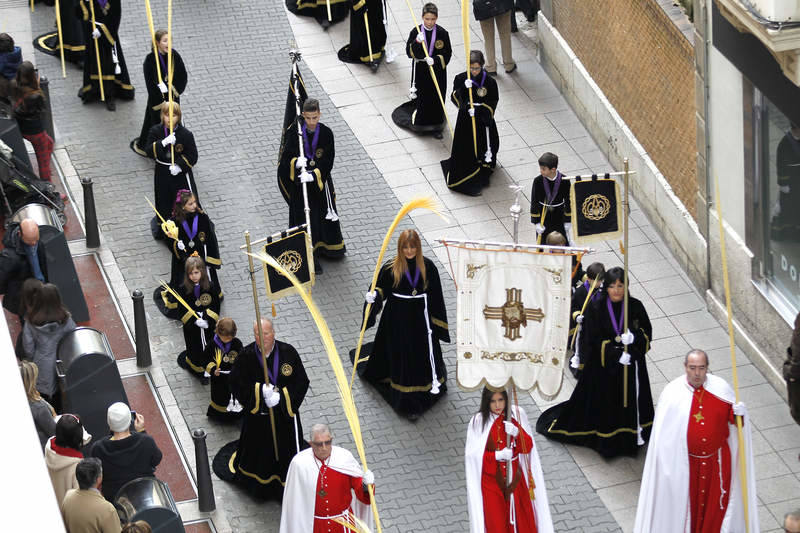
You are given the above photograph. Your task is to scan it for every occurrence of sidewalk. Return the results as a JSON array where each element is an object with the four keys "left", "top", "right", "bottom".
[{"left": 287, "top": 2, "right": 800, "bottom": 531}]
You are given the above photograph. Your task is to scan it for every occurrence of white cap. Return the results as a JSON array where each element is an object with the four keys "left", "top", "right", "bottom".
[{"left": 107, "top": 402, "right": 131, "bottom": 433}]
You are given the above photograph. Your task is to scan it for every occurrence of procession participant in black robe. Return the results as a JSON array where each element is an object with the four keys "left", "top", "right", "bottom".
[
  {"left": 537, "top": 267, "right": 655, "bottom": 458},
  {"left": 145, "top": 102, "right": 199, "bottom": 233},
  {"left": 568, "top": 261, "right": 604, "bottom": 378},
  {"left": 176, "top": 257, "right": 221, "bottom": 378},
  {"left": 77, "top": 0, "right": 133, "bottom": 111},
  {"left": 130, "top": 30, "right": 187, "bottom": 157},
  {"left": 202, "top": 317, "right": 244, "bottom": 421},
  {"left": 277, "top": 99, "right": 345, "bottom": 271},
  {"left": 166, "top": 190, "right": 221, "bottom": 290},
  {"left": 441, "top": 50, "right": 499, "bottom": 197},
  {"left": 212, "top": 318, "right": 310, "bottom": 501},
  {"left": 286, "top": 0, "right": 348, "bottom": 30},
  {"left": 530, "top": 152, "right": 572, "bottom": 242},
  {"left": 352, "top": 229, "right": 449, "bottom": 420},
  {"left": 337, "top": 0, "right": 386, "bottom": 72},
  {"left": 391, "top": 3, "right": 451, "bottom": 139},
  {"left": 34, "top": 0, "right": 86, "bottom": 65}
]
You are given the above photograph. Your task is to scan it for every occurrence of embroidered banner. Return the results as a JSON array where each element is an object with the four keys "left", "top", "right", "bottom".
[
  {"left": 263, "top": 229, "right": 315, "bottom": 301},
  {"left": 455, "top": 246, "right": 571, "bottom": 398},
  {"left": 569, "top": 175, "right": 623, "bottom": 244}
]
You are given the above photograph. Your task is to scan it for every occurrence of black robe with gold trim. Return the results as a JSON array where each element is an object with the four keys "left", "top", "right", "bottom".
[
  {"left": 166, "top": 211, "right": 221, "bottom": 291},
  {"left": 441, "top": 70, "right": 499, "bottom": 195},
  {"left": 203, "top": 337, "right": 244, "bottom": 420},
  {"left": 530, "top": 173, "right": 571, "bottom": 241},
  {"left": 536, "top": 294, "right": 654, "bottom": 457},
  {"left": 337, "top": 0, "right": 385, "bottom": 66},
  {"left": 391, "top": 24, "right": 451, "bottom": 133},
  {"left": 286, "top": 0, "right": 348, "bottom": 27},
  {"left": 134, "top": 50, "right": 187, "bottom": 153},
  {"left": 355, "top": 257, "right": 449, "bottom": 417},
  {"left": 34, "top": 0, "right": 86, "bottom": 64},
  {"left": 277, "top": 122, "right": 345, "bottom": 258},
  {"left": 213, "top": 340, "right": 310, "bottom": 500},
  {"left": 145, "top": 123, "right": 199, "bottom": 222},
  {"left": 77, "top": 0, "right": 134, "bottom": 102},
  {"left": 176, "top": 281, "right": 221, "bottom": 377}
]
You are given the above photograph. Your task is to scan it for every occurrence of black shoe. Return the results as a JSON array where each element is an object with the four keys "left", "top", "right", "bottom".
[
  {"left": 505, "top": 64, "right": 518, "bottom": 74},
  {"left": 314, "top": 260, "right": 323, "bottom": 274},
  {"left": 463, "top": 189, "right": 482, "bottom": 197},
  {"left": 320, "top": 19, "right": 331, "bottom": 30},
  {"left": 369, "top": 61, "right": 379, "bottom": 73},
  {"left": 487, "top": 70, "right": 497, "bottom": 77},
  {"left": 105, "top": 99, "right": 116, "bottom": 111},
  {"left": 433, "top": 131, "right": 444, "bottom": 139}
]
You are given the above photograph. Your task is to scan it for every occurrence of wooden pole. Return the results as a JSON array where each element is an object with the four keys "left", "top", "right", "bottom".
[
  {"left": 245, "top": 231, "right": 280, "bottom": 461},
  {"left": 143, "top": 0, "right": 163, "bottom": 85},
  {"left": 461, "top": 0, "right": 477, "bottom": 156},
  {"left": 55, "top": 0, "right": 66, "bottom": 78},
  {"left": 622, "top": 158, "right": 630, "bottom": 407},
  {"left": 88, "top": 0, "right": 104, "bottom": 101},
  {"left": 713, "top": 173, "right": 750, "bottom": 533},
  {"left": 167, "top": 0, "right": 174, "bottom": 166}
]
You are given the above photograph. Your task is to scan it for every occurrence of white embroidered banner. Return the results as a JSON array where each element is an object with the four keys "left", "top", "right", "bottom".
[{"left": 454, "top": 246, "right": 571, "bottom": 398}]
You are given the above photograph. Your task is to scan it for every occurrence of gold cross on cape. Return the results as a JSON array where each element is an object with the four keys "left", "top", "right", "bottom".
[
  {"left": 483, "top": 288, "right": 545, "bottom": 341},
  {"left": 693, "top": 411, "right": 704, "bottom": 423}
]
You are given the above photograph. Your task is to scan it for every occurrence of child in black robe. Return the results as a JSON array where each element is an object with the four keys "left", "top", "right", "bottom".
[
  {"left": 176, "top": 257, "right": 221, "bottom": 378},
  {"left": 77, "top": 0, "right": 134, "bottom": 110},
  {"left": 391, "top": 3, "right": 451, "bottom": 138},
  {"left": 337, "top": 0, "right": 386, "bottom": 72},
  {"left": 568, "top": 261, "right": 605, "bottom": 378},
  {"left": 441, "top": 50, "right": 499, "bottom": 196},
  {"left": 202, "top": 317, "right": 244, "bottom": 420},
  {"left": 531, "top": 151, "right": 572, "bottom": 243},
  {"left": 167, "top": 190, "right": 221, "bottom": 291},
  {"left": 34, "top": 0, "right": 86, "bottom": 65},
  {"left": 131, "top": 30, "right": 187, "bottom": 156}
]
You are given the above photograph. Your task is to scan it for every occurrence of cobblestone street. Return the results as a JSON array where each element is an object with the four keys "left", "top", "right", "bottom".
[{"left": 14, "top": 0, "right": 800, "bottom": 531}]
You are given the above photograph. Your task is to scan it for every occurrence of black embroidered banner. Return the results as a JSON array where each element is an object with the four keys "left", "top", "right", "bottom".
[
  {"left": 263, "top": 229, "right": 314, "bottom": 300},
  {"left": 569, "top": 175, "right": 623, "bottom": 244}
]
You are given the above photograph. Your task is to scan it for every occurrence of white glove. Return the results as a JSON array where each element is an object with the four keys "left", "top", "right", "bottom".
[
  {"left": 564, "top": 222, "right": 573, "bottom": 241},
  {"left": 733, "top": 401, "right": 746, "bottom": 417},
  {"left": 621, "top": 330, "right": 634, "bottom": 345},
  {"left": 266, "top": 390, "right": 281, "bottom": 408},
  {"left": 195, "top": 318, "right": 209, "bottom": 329},
  {"left": 92, "top": 28, "right": 101, "bottom": 39},
  {"left": 161, "top": 132, "right": 176, "bottom": 146},
  {"left": 576, "top": 314, "right": 584, "bottom": 324},
  {"left": 425, "top": 56, "right": 434, "bottom": 66},
  {"left": 535, "top": 223, "right": 545, "bottom": 235},
  {"left": 494, "top": 448, "right": 513, "bottom": 462},
  {"left": 169, "top": 164, "right": 181, "bottom": 176},
  {"left": 464, "top": 79, "right": 473, "bottom": 89},
  {"left": 299, "top": 171, "right": 314, "bottom": 183},
  {"left": 570, "top": 353, "right": 580, "bottom": 369},
  {"left": 261, "top": 383, "right": 273, "bottom": 400},
  {"left": 415, "top": 32, "right": 425, "bottom": 43},
  {"left": 468, "top": 108, "right": 475, "bottom": 117},
  {"left": 203, "top": 371, "right": 210, "bottom": 378},
  {"left": 177, "top": 240, "right": 186, "bottom": 251},
  {"left": 295, "top": 156, "right": 308, "bottom": 169},
  {"left": 158, "top": 81, "right": 168, "bottom": 94},
  {"left": 503, "top": 421, "right": 519, "bottom": 437},
  {"left": 365, "top": 291, "right": 377, "bottom": 304},
  {"left": 779, "top": 185, "right": 790, "bottom": 194},
  {"left": 362, "top": 469, "right": 375, "bottom": 485},
  {"left": 618, "top": 352, "right": 631, "bottom": 365}
]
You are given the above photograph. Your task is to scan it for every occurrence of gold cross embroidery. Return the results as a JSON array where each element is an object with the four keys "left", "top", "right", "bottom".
[
  {"left": 483, "top": 288, "right": 545, "bottom": 341},
  {"left": 693, "top": 411, "right": 704, "bottom": 423}
]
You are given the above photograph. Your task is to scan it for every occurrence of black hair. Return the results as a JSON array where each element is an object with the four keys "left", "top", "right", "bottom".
[
  {"left": 603, "top": 266, "right": 626, "bottom": 289},
  {"left": 586, "top": 262, "right": 606, "bottom": 281},
  {"left": 422, "top": 2, "right": 438, "bottom": 16},
  {"left": 478, "top": 387, "right": 508, "bottom": 430},
  {"left": 538, "top": 152, "right": 558, "bottom": 169},
  {"left": 55, "top": 414, "right": 84, "bottom": 451},
  {"left": 75, "top": 458, "right": 102, "bottom": 490},
  {"left": 0, "top": 33, "right": 14, "bottom": 54},
  {"left": 302, "top": 98, "right": 320, "bottom": 113},
  {"left": 469, "top": 50, "right": 485, "bottom": 67}
]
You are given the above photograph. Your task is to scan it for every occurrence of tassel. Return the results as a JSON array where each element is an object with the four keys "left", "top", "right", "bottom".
[
  {"left": 226, "top": 396, "right": 235, "bottom": 412},
  {"left": 111, "top": 44, "right": 121, "bottom": 75},
  {"left": 271, "top": 302, "right": 277, "bottom": 317},
  {"left": 619, "top": 240, "right": 626, "bottom": 255}
]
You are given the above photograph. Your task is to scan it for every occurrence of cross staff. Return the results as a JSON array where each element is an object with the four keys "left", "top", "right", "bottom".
[
  {"left": 289, "top": 48, "right": 313, "bottom": 242},
  {"left": 460, "top": 0, "right": 477, "bottom": 156},
  {"left": 621, "top": 159, "right": 631, "bottom": 407},
  {"left": 167, "top": 0, "right": 175, "bottom": 167}
]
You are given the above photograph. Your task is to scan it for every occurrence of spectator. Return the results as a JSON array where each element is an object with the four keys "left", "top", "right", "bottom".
[
  {"left": 12, "top": 61, "right": 55, "bottom": 181},
  {"left": 785, "top": 510, "right": 800, "bottom": 533},
  {"left": 46, "top": 414, "right": 87, "bottom": 505},
  {"left": 22, "top": 283, "right": 76, "bottom": 413},
  {"left": 473, "top": 0, "right": 516, "bottom": 75},
  {"left": 61, "top": 458, "right": 122, "bottom": 533},
  {"left": 0, "top": 33, "right": 22, "bottom": 101},
  {"left": 15, "top": 277, "right": 43, "bottom": 357},
  {"left": 785, "top": 312, "right": 800, "bottom": 426},
  {"left": 91, "top": 402, "right": 162, "bottom": 501},
  {"left": 20, "top": 360, "right": 56, "bottom": 449},
  {"left": 0, "top": 218, "right": 48, "bottom": 318},
  {"left": 121, "top": 521, "right": 152, "bottom": 533}
]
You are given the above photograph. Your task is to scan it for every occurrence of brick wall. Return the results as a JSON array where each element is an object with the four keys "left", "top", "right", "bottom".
[{"left": 550, "top": 0, "right": 698, "bottom": 219}]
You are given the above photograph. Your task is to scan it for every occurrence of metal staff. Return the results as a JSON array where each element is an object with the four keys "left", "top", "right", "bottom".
[
  {"left": 55, "top": 0, "right": 66, "bottom": 78},
  {"left": 713, "top": 172, "right": 751, "bottom": 532},
  {"left": 461, "top": 0, "right": 477, "bottom": 156},
  {"left": 245, "top": 231, "right": 280, "bottom": 461},
  {"left": 167, "top": 0, "right": 174, "bottom": 166},
  {"left": 326, "top": 0, "right": 332, "bottom": 21},
  {"left": 88, "top": 0, "right": 105, "bottom": 101},
  {"left": 622, "top": 158, "right": 631, "bottom": 407},
  {"left": 289, "top": 49, "right": 313, "bottom": 242}
]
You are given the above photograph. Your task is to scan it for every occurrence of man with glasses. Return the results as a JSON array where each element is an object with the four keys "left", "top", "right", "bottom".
[{"left": 280, "top": 423, "right": 375, "bottom": 532}]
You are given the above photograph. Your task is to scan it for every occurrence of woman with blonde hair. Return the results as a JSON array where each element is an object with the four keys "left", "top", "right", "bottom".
[
  {"left": 20, "top": 360, "right": 56, "bottom": 449},
  {"left": 353, "top": 229, "right": 449, "bottom": 419}
]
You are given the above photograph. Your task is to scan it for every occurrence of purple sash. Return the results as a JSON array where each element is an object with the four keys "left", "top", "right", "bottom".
[
  {"left": 606, "top": 297, "right": 623, "bottom": 340},
  {"left": 302, "top": 123, "right": 320, "bottom": 161},
  {"left": 419, "top": 24, "right": 437, "bottom": 58},
  {"left": 213, "top": 334, "right": 231, "bottom": 354},
  {"left": 182, "top": 214, "right": 198, "bottom": 242},
  {"left": 542, "top": 171, "right": 562, "bottom": 206},
  {"left": 404, "top": 266, "right": 421, "bottom": 291},
  {"left": 256, "top": 343, "right": 280, "bottom": 385}
]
